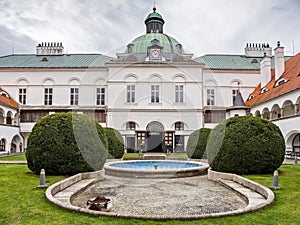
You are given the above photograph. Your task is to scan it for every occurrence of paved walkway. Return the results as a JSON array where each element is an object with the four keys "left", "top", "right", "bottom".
[{"left": 48, "top": 170, "right": 272, "bottom": 220}]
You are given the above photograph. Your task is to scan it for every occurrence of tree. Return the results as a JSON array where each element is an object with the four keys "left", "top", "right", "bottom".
[
  {"left": 26, "top": 112, "right": 107, "bottom": 175},
  {"left": 207, "top": 116, "right": 285, "bottom": 174}
]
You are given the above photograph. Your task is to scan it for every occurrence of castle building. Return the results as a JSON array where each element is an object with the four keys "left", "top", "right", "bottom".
[{"left": 0, "top": 7, "right": 297, "bottom": 155}]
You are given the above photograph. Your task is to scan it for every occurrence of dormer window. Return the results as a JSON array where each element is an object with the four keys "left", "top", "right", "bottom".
[
  {"left": 127, "top": 44, "right": 134, "bottom": 54},
  {"left": 260, "top": 87, "right": 268, "bottom": 94},
  {"left": 251, "top": 59, "right": 258, "bottom": 63},
  {"left": 0, "top": 91, "right": 8, "bottom": 97},
  {"left": 275, "top": 78, "right": 287, "bottom": 87},
  {"left": 248, "top": 94, "right": 255, "bottom": 100}
]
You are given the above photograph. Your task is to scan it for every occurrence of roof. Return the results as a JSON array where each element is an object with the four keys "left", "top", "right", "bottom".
[
  {"left": 246, "top": 52, "right": 300, "bottom": 107},
  {"left": 0, "top": 54, "right": 114, "bottom": 68},
  {"left": 194, "top": 54, "right": 291, "bottom": 70},
  {"left": 145, "top": 7, "right": 164, "bottom": 24},
  {"left": 233, "top": 92, "right": 246, "bottom": 106},
  {"left": 125, "top": 33, "right": 184, "bottom": 54},
  {"left": 0, "top": 87, "right": 18, "bottom": 109}
]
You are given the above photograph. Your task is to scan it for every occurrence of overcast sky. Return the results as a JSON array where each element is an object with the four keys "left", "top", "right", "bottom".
[{"left": 0, "top": 0, "right": 299, "bottom": 58}]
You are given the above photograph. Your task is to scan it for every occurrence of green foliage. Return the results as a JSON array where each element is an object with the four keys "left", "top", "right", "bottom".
[
  {"left": 104, "top": 127, "right": 124, "bottom": 159},
  {"left": 0, "top": 164, "right": 300, "bottom": 224},
  {"left": 186, "top": 128, "right": 212, "bottom": 159},
  {"left": 26, "top": 112, "right": 107, "bottom": 175},
  {"left": 207, "top": 116, "right": 285, "bottom": 174}
]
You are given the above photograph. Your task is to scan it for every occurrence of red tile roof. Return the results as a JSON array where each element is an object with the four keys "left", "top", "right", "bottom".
[
  {"left": 0, "top": 87, "right": 19, "bottom": 109},
  {"left": 246, "top": 52, "right": 300, "bottom": 107}
]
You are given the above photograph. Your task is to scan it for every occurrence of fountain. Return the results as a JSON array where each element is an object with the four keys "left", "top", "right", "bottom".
[{"left": 104, "top": 160, "right": 209, "bottom": 178}]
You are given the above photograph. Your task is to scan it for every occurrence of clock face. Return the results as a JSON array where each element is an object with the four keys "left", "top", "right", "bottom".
[{"left": 151, "top": 49, "right": 160, "bottom": 59}]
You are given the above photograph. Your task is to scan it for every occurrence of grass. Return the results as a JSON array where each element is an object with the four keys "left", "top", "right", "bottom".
[
  {"left": 0, "top": 153, "right": 26, "bottom": 161},
  {"left": 0, "top": 164, "right": 299, "bottom": 224},
  {"left": 122, "top": 153, "right": 188, "bottom": 159}
]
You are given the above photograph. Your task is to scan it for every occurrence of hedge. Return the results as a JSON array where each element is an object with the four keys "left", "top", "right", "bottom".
[
  {"left": 186, "top": 128, "right": 212, "bottom": 159},
  {"left": 206, "top": 116, "right": 285, "bottom": 174},
  {"left": 26, "top": 112, "right": 108, "bottom": 175},
  {"left": 104, "top": 127, "right": 124, "bottom": 159}
]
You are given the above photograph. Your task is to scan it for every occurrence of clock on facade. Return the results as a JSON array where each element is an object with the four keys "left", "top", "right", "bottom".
[{"left": 150, "top": 49, "right": 161, "bottom": 60}]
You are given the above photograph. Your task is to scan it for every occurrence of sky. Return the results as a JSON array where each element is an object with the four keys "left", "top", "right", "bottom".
[{"left": 0, "top": 0, "right": 299, "bottom": 58}]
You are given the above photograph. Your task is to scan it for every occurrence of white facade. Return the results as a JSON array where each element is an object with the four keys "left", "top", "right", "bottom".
[
  {"left": 0, "top": 8, "right": 297, "bottom": 155},
  {"left": 0, "top": 90, "right": 23, "bottom": 154}
]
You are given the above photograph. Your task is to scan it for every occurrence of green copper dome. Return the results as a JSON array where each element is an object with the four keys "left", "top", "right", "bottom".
[
  {"left": 125, "top": 7, "right": 184, "bottom": 54},
  {"left": 145, "top": 7, "right": 164, "bottom": 23},
  {"left": 125, "top": 33, "right": 184, "bottom": 54}
]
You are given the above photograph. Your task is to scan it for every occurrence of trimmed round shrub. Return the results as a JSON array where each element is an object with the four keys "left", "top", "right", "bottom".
[
  {"left": 104, "top": 127, "right": 124, "bottom": 159},
  {"left": 207, "top": 116, "right": 285, "bottom": 174},
  {"left": 186, "top": 128, "right": 212, "bottom": 159},
  {"left": 26, "top": 112, "right": 108, "bottom": 175}
]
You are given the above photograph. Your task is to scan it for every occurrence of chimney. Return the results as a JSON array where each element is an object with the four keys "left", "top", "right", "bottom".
[
  {"left": 260, "top": 53, "right": 271, "bottom": 88},
  {"left": 274, "top": 41, "right": 285, "bottom": 80}
]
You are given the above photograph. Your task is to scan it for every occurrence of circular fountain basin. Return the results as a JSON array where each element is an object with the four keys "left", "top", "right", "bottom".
[{"left": 104, "top": 160, "right": 209, "bottom": 178}]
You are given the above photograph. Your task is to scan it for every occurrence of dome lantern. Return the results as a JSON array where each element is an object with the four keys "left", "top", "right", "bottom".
[{"left": 145, "top": 7, "right": 165, "bottom": 34}]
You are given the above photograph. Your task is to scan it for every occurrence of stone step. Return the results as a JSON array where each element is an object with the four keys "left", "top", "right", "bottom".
[
  {"left": 53, "top": 178, "right": 96, "bottom": 203},
  {"left": 220, "top": 179, "right": 267, "bottom": 207}
]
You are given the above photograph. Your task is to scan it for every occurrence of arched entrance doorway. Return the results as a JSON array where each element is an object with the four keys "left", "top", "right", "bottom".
[
  {"left": 292, "top": 134, "right": 300, "bottom": 155},
  {"left": 145, "top": 121, "right": 164, "bottom": 152},
  {"left": 11, "top": 135, "right": 22, "bottom": 153}
]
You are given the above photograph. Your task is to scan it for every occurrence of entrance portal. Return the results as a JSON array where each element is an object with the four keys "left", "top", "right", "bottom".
[
  {"left": 146, "top": 132, "right": 164, "bottom": 152},
  {"left": 145, "top": 121, "right": 164, "bottom": 153}
]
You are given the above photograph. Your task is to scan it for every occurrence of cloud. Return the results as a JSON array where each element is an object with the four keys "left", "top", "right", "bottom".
[{"left": 0, "top": 0, "right": 299, "bottom": 57}]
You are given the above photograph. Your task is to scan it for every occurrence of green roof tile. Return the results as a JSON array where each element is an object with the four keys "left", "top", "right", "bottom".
[
  {"left": 0, "top": 54, "right": 114, "bottom": 68},
  {"left": 194, "top": 55, "right": 291, "bottom": 70}
]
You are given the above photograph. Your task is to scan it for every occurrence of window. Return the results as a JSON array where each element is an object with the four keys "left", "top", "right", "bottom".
[
  {"left": 127, "top": 85, "right": 135, "bottom": 103},
  {"left": 175, "top": 122, "right": 184, "bottom": 130},
  {"left": 151, "top": 85, "right": 159, "bottom": 103},
  {"left": 19, "top": 88, "right": 26, "bottom": 105},
  {"left": 0, "top": 139, "right": 5, "bottom": 151},
  {"left": 175, "top": 135, "right": 184, "bottom": 152},
  {"left": 70, "top": 88, "right": 79, "bottom": 105},
  {"left": 44, "top": 88, "right": 53, "bottom": 105},
  {"left": 232, "top": 89, "right": 239, "bottom": 105},
  {"left": 96, "top": 88, "right": 105, "bottom": 105},
  {"left": 126, "top": 122, "right": 136, "bottom": 130},
  {"left": 207, "top": 89, "right": 215, "bottom": 106},
  {"left": 204, "top": 110, "right": 226, "bottom": 123},
  {"left": 20, "top": 110, "right": 49, "bottom": 123},
  {"left": 175, "top": 85, "right": 184, "bottom": 103},
  {"left": 83, "top": 110, "right": 106, "bottom": 123},
  {"left": 292, "top": 134, "right": 300, "bottom": 154}
]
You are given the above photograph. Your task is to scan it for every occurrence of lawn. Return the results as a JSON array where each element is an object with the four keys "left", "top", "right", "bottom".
[
  {"left": 0, "top": 153, "right": 26, "bottom": 161},
  {"left": 0, "top": 164, "right": 299, "bottom": 225}
]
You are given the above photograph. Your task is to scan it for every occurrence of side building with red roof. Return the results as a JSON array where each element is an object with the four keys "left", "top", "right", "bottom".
[
  {"left": 246, "top": 42, "right": 300, "bottom": 157},
  {"left": 0, "top": 87, "right": 23, "bottom": 154}
]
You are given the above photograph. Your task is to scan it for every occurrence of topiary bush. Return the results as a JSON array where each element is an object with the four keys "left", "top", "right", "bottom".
[
  {"left": 104, "top": 127, "right": 124, "bottom": 159},
  {"left": 206, "top": 116, "right": 285, "bottom": 174},
  {"left": 26, "top": 112, "right": 108, "bottom": 175},
  {"left": 186, "top": 128, "right": 212, "bottom": 159}
]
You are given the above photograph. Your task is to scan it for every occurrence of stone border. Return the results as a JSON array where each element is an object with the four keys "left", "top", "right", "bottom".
[
  {"left": 207, "top": 169, "right": 275, "bottom": 214},
  {"left": 46, "top": 169, "right": 275, "bottom": 220},
  {"left": 104, "top": 160, "right": 209, "bottom": 178}
]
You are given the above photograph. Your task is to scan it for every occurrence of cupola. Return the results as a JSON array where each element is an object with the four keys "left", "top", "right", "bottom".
[{"left": 145, "top": 7, "right": 165, "bottom": 34}]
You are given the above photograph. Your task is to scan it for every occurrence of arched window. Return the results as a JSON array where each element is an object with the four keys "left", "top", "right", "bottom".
[
  {"left": 126, "top": 122, "right": 136, "bottom": 130},
  {"left": 175, "top": 122, "right": 184, "bottom": 130},
  {"left": 292, "top": 134, "right": 300, "bottom": 154},
  {"left": 0, "top": 139, "right": 6, "bottom": 151},
  {"left": 262, "top": 108, "right": 270, "bottom": 120},
  {"left": 0, "top": 109, "right": 4, "bottom": 124},
  {"left": 271, "top": 104, "right": 281, "bottom": 119},
  {"left": 6, "top": 111, "right": 12, "bottom": 125},
  {"left": 282, "top": 100, "right": 294, "bottom": 117},
  {"left": 255, "top": 110, "right": 261, "bottom": 117}
]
